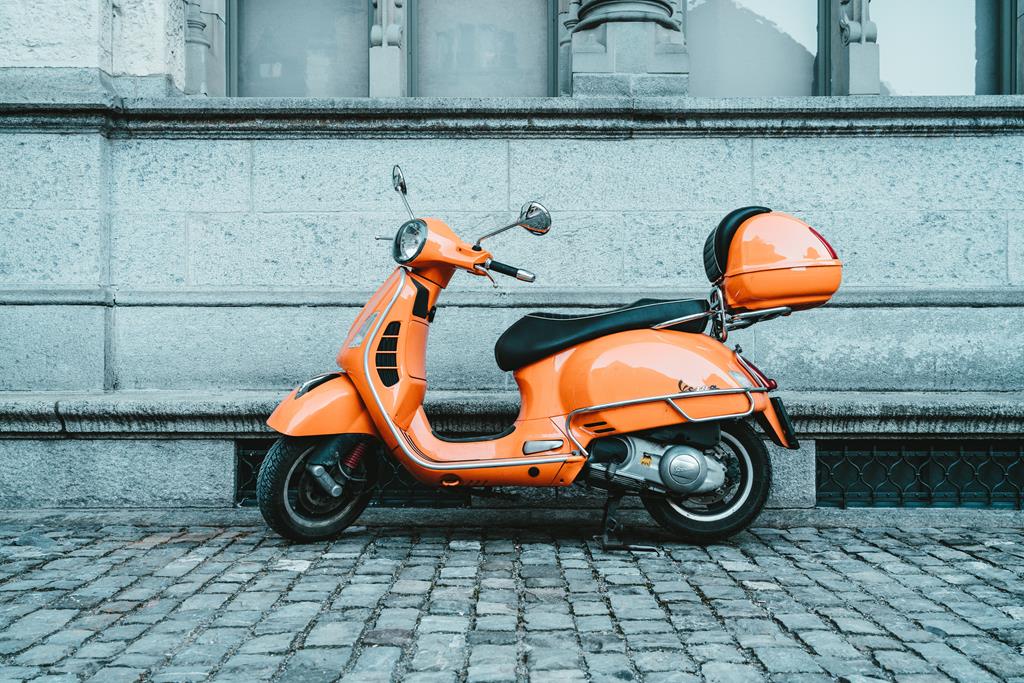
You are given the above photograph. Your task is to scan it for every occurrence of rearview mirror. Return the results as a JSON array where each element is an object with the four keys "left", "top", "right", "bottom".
[
  {"left": 518, "top": 201, "right": 551, "bottom": 235},
  {"left": 392, "top": 165, "right": 407, "bottom": 195}
]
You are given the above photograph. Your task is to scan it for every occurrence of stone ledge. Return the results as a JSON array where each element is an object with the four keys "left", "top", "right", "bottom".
[
  {"left": 0, "top": 390, "right": 1021, "bottom": 436},
  {"left": 2, "top": 67, "right": 1023, "bottom": 136},
  {"left": 0, "top": 286, "right": 1021, "bottom": 308}
]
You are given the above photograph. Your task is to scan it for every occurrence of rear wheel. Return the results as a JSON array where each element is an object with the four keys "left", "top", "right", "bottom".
[
  {"left": 257, "top": 435, "right": 378, "bottom": 543},
  {"left": 642, "top": 421, "right": 770, "bottom": 544}
]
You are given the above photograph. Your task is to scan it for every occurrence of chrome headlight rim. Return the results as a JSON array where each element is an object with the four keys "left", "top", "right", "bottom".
[{"left": 392, "top": 219, "right": 427, "bottom": 264}]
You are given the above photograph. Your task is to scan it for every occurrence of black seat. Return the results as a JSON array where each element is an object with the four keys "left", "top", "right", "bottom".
[{"left": 494, "top": 298, "right": 709, "bottom": 372}]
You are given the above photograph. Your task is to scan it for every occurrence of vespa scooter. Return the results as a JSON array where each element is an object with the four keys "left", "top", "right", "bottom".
[{"left": 258, "top": 166, "right": 842, "bottom": 546}]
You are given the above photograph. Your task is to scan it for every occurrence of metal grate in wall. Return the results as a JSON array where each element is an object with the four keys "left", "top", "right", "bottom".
[
  {"left": 234, "top": 439, "right": 471, "bottom": 508},
  {"left": 817, "top": 439, "right": 1024, "bottom": 509}
]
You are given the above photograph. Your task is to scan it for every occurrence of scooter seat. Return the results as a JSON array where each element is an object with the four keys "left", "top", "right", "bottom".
[{"left": 494, "top": 298, "right": 710, "bottom": 372}]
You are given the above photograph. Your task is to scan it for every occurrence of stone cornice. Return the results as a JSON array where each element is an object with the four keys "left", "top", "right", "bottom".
[
  {"left": 2, "top": 390, "right": 1021, "bottom": 437},
  {"left": 2, "top": 68, "right": 1024, "bottom": 137}
]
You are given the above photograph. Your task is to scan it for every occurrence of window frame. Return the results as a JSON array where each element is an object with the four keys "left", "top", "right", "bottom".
[
  {"left": 822, "top": 0, "right": 1020, "bottom": 96},
  {"left": 406, "top": 0, "right": 559, "bottom": 97},
  {"left": 816, "top": 0, "right": 832, "bottom": 96},
  {"left": 224, "top": 0, "right": 374, "bottom": 98},
  {"left": 1000, "top": 0, "right": 1021, "bottom": 94}
]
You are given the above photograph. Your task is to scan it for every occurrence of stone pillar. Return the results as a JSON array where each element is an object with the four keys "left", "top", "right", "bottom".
[
  {"left": 557, "top": 1, "right": 581, "bottom": 96},
  {"left": 110, "top": 0, "right": 187, "bottom": 94},
  {"left": 184, "top": 1, "right": 210, "bottom": 95},
  {"left": 370, "top": 0, "right": 407, "bottom": 97},
  {"left": 570, "top": 0, "right": 689, "bottom": 96},
  {"left": 831, "top": 0, "right": 880, "bottom": 95}
]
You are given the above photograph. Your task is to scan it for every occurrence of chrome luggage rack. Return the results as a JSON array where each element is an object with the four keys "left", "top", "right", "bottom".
[
  {"left": 564, "top": 386, "right": 768, "bottom": 457},
  {"left": 708, "top": 286, "right": 792, "bottom": 341},
  {"left": 650, "top": 287, "right": 792, "bottom": 342}
]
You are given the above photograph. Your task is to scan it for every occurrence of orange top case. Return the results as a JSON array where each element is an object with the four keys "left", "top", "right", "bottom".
[{"left": 721, "top": 212, "right": 842, "bottom": 313}]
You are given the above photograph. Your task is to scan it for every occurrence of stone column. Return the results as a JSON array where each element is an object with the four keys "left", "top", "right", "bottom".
[
  {"left": 184, "top": 1, "right": 210, "bottom": 95},
  {"left": 110, "top": 0, "right": 187, "bottom": 95},
  {"left": 570, "top": 0, "right": 689, "bottom": 96},
  {"left": 831, "top": 0, "right": 880, "bottom": 95},
  {"left": 370, "top": 0, "right": 407, "bottom": 97},
  {"left": 557, "top": 1, "right": 581, "bottom": 96}
]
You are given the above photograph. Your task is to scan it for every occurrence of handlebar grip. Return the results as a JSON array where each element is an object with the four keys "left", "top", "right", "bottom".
[
  {"left": 488, "top": 260, "right": 536, "bottom": 283},
  {"left": 488, "top": 260, "right": 519, "bottom": 277}
]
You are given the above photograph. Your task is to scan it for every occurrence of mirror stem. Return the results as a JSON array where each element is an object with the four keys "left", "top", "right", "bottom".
[
  {"left": 398, "top": 192, "right": 415, "bottom": 221},
  {"left": 474, "top": 222, "right": 517, "bottom": 248}
]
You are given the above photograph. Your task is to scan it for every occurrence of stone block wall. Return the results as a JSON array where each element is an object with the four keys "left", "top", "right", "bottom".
[{"left": 0, "top": 95, "right": 1022, "bottom": 512}]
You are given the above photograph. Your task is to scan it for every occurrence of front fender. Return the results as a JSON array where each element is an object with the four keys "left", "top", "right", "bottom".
[{"left": 267, "top": 372, "right": 379, "bottom": 437}]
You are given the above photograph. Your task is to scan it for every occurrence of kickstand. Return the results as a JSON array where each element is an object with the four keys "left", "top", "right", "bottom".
[{"left": 594, "top": 491, "right": 660, "bottom": 554}]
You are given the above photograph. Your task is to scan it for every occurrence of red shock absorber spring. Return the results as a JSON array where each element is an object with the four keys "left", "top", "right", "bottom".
[{"left": 342, "top": 440, "right": 368, "bottom": 470}]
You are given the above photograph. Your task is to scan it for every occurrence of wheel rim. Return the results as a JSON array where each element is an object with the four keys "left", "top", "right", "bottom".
[
  {"left": 282, "top": 443, "right": 371, "bottom": 529},
  {"left": 667, "top": 431, "right": 754, "bottom": 523}
]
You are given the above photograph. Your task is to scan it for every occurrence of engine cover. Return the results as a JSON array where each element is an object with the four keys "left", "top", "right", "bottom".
[{"left": 586, "top": 436, "right": 725, "bottom": 495}]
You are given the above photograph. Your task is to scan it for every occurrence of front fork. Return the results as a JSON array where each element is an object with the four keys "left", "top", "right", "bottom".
[{"left": 305, "top": 435, "right": 371, "bottom": 497}]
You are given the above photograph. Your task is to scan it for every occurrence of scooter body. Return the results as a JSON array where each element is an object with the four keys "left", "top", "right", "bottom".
[
  {"left": 261, "top": 169, "right": 841, "bottom": 545},
  {"left": 270, "top": 264, "right": 787, "bottom": 487}
]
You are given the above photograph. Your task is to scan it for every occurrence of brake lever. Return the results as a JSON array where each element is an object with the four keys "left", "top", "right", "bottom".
[{"left": 474, "top": 265, "right": 499, "bottom": 288}]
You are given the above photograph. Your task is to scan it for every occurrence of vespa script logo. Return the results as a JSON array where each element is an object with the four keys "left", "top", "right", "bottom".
[{"left": 677, "top": 381, "right": 720, "bottom": 393}]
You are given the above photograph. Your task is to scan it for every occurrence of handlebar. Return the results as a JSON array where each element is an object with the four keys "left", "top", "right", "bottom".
[{"left": 487, "top": 259, "right": 536, "bottom": 283}]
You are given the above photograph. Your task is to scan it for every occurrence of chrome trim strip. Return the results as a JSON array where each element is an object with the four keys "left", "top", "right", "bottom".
[
  {"left": 734, "top": 353, "right": 765, "bottom": 389},
  {"left": 522, "top": 439, "right": 564, "bottom": 455},
  {"left": 652, "top": 311, "right": 713, "bottom": 330},
  {"left": 362, "top": 269, "right": 573, "bottom": 472},
  {"left": 563, "top": 387, "right": 768, "bottom": 457}
]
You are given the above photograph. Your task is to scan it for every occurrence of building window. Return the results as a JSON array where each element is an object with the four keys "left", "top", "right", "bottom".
[
  {"left": 685, "top": 0, "right": 821, "bottom": 96},
  {"left": 872, "top": 0, "right": 1002, "bottom": 95},
  {"left": 232, "top": 0, "right": 370, "bottom": 97},
  {"left": 410, "top": 0, "right": 556, "bottom": 97}
]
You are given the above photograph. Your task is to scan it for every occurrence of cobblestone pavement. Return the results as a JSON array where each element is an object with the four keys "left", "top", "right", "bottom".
[{"left": 0, "top": 520, "right": 1022, "bottom": 683}]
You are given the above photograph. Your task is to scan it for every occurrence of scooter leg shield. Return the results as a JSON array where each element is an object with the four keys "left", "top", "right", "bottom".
[{"left": 267, "top": 373, "right": 379, "bottom": 438}]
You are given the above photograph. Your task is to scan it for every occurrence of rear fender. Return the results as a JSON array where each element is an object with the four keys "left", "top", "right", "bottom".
[
  {"left": 267, "top": 372, "right": 379, "bottom": 437},
  {"left": 755, "top": 396, "right": 799, "bottom": 450}
]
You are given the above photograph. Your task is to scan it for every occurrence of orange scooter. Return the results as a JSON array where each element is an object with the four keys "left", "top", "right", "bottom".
[{"left": 259, "top": 166, "right": 842, "bottom": 546}]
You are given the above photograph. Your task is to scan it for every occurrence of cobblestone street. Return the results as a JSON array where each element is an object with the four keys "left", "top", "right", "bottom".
[{"left": 0, "top": 517, "right": 1022, "bottom": 683}]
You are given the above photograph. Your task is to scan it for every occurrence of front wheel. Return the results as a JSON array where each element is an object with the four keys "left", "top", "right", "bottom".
[
  {"left": 642, "top": 421, "right": 770, "bottom": 544},
  {"left": 257, "top": 435, "right": 378, "bottom": 542}
]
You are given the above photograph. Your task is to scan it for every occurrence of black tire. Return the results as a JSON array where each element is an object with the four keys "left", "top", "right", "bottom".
[
  {"left": 642, "top": 421, "right": 770, "bottom": 545},
  {"left": 257, "top": 435, "right": 378, "bottom": 543}
]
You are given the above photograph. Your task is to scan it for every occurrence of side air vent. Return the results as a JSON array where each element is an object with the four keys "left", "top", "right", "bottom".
[
  {"left": 376, "top": 321, "right": 401, "bottom": 386},
  {"left": 584, "top": 420, "right": 616, "bottom": 434}
]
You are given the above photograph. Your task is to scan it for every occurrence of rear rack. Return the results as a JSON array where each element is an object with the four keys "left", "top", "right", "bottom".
[
  {"left": 708, "top": 286, "right": 791, "bottom": 341},
  {"left": 648, "top": 288, "right": 792, "bottom": 341},
  {"left": 564, "top": 386, "right": 768, "bottom": 457}
]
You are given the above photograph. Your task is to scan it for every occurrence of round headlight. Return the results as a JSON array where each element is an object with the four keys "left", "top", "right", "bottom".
[{"left": 393, "top": 219, "right": 427, "bottom": 264}]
